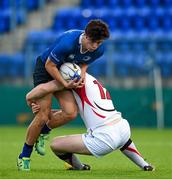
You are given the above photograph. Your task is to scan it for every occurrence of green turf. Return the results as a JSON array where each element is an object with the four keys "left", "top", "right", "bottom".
[{"left": 0, "top": 126, "right": 172, "bottom": 179}]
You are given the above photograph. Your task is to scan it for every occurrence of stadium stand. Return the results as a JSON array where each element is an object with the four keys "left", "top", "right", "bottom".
[
  {"left": 0, "top": 0, "right": 46, "bottom": 33},
  {"left": 0, "top": 0, "right": 172, "bottom": 83}
]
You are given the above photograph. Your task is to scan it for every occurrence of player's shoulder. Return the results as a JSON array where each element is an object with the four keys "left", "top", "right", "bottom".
[
  {"left": 58, "top": 29, "right": 83, "bottom": 47},
  {"left": 63, "top": 29, "right": 83, "bottom": 39}
]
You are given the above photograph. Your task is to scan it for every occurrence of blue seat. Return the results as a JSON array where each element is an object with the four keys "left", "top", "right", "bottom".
[
  {"left": 131, "top": 52, "right": 150, "bottom": 76},
  {"left": 26, "top": 0, "right": 42, "bottom": 11},
  {"left": 104, "top": 15, "right": 118, "bottom": 31},
  {"left": 104, "top": 8, "right": 122, "bottom": 31},
  {"left": 0, "top": 10, "right": 13, "bottom": 33},
  {"left": 8, "top": 53, "right": 25, "bottom": 77},
  {"left": 115, "top": 41, "right": 130, "bottom": 51},
  {"left": 16, "top": 9, "right": 27, "bottom": 25},
  {"left": 0, "top": 54, "right": 11, "bottom": 78},
  {"left": 148, "top": 0, "right": 161, "bottom": 7},
  {"left": 0, "top": 0, "right": 10, "bottom": 10},
  {"left": 93, "top": 0, "right": 105, "bottom": 8},
  {"left": 132, "top": 41, "right": 146, "bottom": 52},
  {"left": 119, "top": 14, "right": 132, "bottom": 32},
  {"left": 113, "top": 52, "right": 133, "bottom": 77},
  {"left": 87, "top": 56, "right": 107, "bottom": 77},
  {"left": 132, "top": 14, "right": 146, "bottom": 32},
  {"left": 65, "top": 8, "right": 81, "bottom": 29},
  {"left": 161, "top": 14, "right": 172, "bottom": 32},
  {"left": 53, "top": 7, "right": 81, "bottom": 30},
  {"left": 53, "top": 8, "right": 70, "bottom": 30},
  {"left": 163, "top": 0, "right": 172, "bottom": 7},
  {"left": 146, "top": 13, "right": 160, "bottom": 32},
  {"left": 80, "top": 0, "right": 92, "bottom": 8},
  {"left": 78, "top": 15, "right": 90, "bottom": 29},
  {"left": 156, "top": 52, "right": 172, "bottom": 77},
  {"left": 24, "top": 30, "right": 55, "bottom": 55},
  {"left": 107, "top": 0, "right": 119, "bottom": 7},
  {"left": 157, "top": 40, "right": 172, "bottom": 51},
  {"left": 133, "top": 0, "right": 146, "bottom": 8},
  {"left": 120, "top": 0, "right": 133, "bottom": 8}
]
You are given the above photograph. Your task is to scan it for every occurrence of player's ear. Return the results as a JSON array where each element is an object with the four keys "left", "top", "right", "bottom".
[{"left": 85, "top": 34, "right": 89, "bottom": 40}]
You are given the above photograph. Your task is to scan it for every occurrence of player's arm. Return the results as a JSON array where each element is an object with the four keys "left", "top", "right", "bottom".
[
  {"left": 26, "top": 80, "right": 61, "bottom": 106},
  {"left": 77, "top": 63, "right": 88, "bottom": 87},
  {"left": 80, "top": 63, "right": 88, "bottom": 79},
  {"left": 45, "top": 59, "right": 80, "bottom": 89},
  {"left": 46, "top": 36, "right": 81, "bottom": 89},
  {"left": 45, "top": 58, "right": 68, "bottom": 87}
]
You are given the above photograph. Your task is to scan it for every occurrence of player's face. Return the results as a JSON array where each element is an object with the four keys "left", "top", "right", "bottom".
[{"left": 85, "top": 36, "right": 104, "bottom": 52}]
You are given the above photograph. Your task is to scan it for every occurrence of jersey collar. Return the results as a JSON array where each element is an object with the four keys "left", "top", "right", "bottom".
[{"left": 79, "top": 33, "right": 88, "bottom": 54}]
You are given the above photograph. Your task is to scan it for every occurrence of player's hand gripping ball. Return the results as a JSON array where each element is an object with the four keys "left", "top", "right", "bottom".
[{"left": 60, "top": 63, "right": 81, "bottom": 82}]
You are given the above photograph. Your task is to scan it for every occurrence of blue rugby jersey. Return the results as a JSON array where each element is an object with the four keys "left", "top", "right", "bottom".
[{"left": 40, "top": 30, "right": 105, "bottom": 68}]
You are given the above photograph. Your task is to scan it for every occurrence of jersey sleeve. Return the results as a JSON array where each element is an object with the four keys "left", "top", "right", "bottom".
[{"left": 49, "top": 37, "right": 72, "bottom": 65}]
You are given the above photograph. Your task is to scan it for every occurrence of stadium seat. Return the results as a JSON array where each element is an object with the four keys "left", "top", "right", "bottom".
[
  {"left": 0, "top": 53, "right": 25, "bottom": 78},
  {"left": 52, "top": 7, "right": 82, "bottom": 30},
  {"left": 0, "top": 10, "right": 13, "bottom": 33},
  {"left": 23, "top": 30, "right": 55, "bottom": 56},
  {"left": 120, "top": 0, "right": 133, "bottom": 8},
  {"left": 132, "top": 14, "right": 146, "bottom": 32},
  {"left": 148, "top": 0, "right": 161, "bottom": 7},
  {"left": 8, "top": 53, "right": 25, "bottom": 77},
  {"left": 80, "top": 0, "right": 93, "bottom": 8},
  {"left": 133, "top": 0, "right": 146, "bottom": 8},
  {"left": 87, "top": 56, "right": 107, "bottom": 77},
  {"left": 94, "top": 0, "right": 105, "bottom": 8},
  {"left": 113, "top": 52, "right": 134, "bottom": 77},
  {"left": 108, "top": 0, "right": 119, "bottom": 8},
  {"left": 102, "top": 8, "right": 122, "bottom": 31},
  {"left": 163, "top": 0, "right": 172, "bottom": 7},
  {"left": 155, "top": 52, "right": 172, "bottom": 77},
  {"left": 131, "top": 52, "right": 150, "bottom": 76},
  {"left": 26, "top": 0, "right": 44, "bottom": 11},
  {"left": 146, "top": 13, "right": 160, "bottom": 32},
  {"left": 0, "top": 0, "right": 10, "bottom": 10},
  {"left": 0, "top": 54, "right": 11, "bottom": 78},
  {"left": 16, "top": 9, "right": 27, "bottom": 25},
  {"left": 119, "top": 14, "right": 132, "bottom": 32},
  {"left": 161, "top": 14, "right": 172, "bottom": 32}
]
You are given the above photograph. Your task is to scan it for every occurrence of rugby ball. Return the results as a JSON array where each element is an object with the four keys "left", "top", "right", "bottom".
[{"left": 60, "top": 63, "right": 81, "bottom": 82}]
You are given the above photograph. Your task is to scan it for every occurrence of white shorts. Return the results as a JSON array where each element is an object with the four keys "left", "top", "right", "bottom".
[{"left": 82, "top": 118, "right": 131, "bottom": 158}]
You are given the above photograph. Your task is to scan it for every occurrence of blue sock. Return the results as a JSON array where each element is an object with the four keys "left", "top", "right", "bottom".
[
  {"left": 40, "top": 123, "right": 51, "bottom": 134},
  {"left": 19, "top": 143, "right": 33, "bottom": 159}
]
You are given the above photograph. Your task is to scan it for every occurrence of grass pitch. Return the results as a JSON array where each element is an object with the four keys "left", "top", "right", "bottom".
[{"left": 0, "top": 126, "right": 172, "bottom": 179}]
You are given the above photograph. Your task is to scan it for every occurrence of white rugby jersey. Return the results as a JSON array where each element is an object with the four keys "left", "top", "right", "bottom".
[{"left": 73, "top": 73, "right": 121, "bottom": 130}]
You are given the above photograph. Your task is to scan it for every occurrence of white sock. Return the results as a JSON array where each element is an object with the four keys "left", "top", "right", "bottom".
[{"left": 120, "top": 139, "right": 149, "bottom": 169}]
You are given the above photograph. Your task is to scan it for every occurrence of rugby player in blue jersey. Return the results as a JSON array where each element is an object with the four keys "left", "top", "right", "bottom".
[{"left": 17, "top": 19, "right": 109, "bottom": 171}]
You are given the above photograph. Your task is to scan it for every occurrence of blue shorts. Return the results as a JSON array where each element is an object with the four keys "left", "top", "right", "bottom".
[{"left": 33, "top": 57, "right": 53, "bottom": 87}]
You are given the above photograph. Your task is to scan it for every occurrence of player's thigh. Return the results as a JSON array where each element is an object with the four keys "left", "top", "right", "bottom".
[
  {"left": 54, "top": 90, "right": 78, "bottom": 115},
  {"left": 35, "top": 93, "right": 53, "bottom": 121},
  {"left": 50, "top": 134, "right": 92, "bottom": 155}
]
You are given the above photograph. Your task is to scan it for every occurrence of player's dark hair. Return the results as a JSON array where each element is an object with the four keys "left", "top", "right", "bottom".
[{"left": 85, "top": 19, "right": 110, "bottom": 42}]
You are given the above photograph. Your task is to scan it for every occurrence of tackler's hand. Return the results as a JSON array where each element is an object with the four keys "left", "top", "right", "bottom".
[
  {"left": 75, "top": 72, "right": 85, "bottom": 88},
  {"left": 31, "top": 102, "right": 40, "bottom": 114},
  {"left": 64, "top": 78, "right": 80, "bottom": 89}
]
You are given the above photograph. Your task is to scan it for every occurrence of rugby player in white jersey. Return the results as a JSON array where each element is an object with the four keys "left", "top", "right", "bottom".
[{"left": 27, "top": 73, "right": 155, "bottom": 171}]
